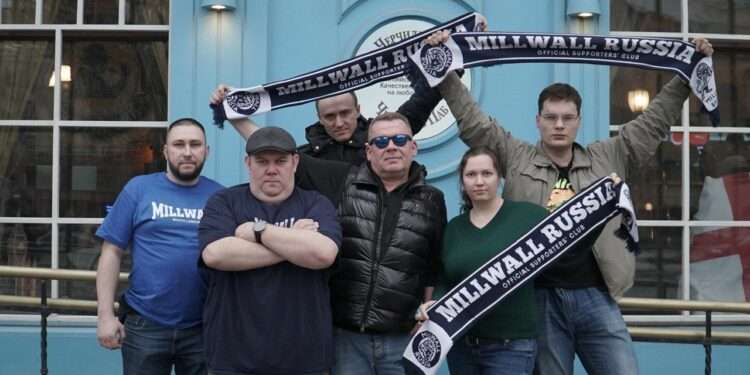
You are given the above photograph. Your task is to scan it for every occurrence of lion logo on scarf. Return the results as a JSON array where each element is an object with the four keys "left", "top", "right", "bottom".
[
  {"left": 420, "top": 45, "right": 453, "bottom": 78},
  {"left": 412, "top": 331, "right": 442, "bottom": 368},
  {"left": 226, "top": 91, "right": 262, "bottom": 116},
  {"left": 694, "top": 62, "right": 713, "bottom": 97}
]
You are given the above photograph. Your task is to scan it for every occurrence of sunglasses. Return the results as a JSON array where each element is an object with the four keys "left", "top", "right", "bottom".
[{"left": 368, "top": 134, "right": 413, "bottom": 149}]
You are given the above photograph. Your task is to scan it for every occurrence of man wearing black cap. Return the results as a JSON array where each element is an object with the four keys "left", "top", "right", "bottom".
[{"left": 198, "top": 126, "right": 342, "bottom": 375}]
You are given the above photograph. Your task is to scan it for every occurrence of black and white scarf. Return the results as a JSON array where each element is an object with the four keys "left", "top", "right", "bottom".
[
  {"left": 402, "top": 176, "right": 639, "bottom": 375},
  {"left": 213, "top": 13, "right": 484, "bottom": 123},
  {"left": 215, "top": 19, "right": 719, "bottom": 126},
  {"left": 408, "top": 32, "right": 719, "bottom": 124}
]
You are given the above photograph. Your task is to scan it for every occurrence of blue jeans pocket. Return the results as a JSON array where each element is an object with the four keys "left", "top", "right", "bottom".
[
  {"left": 486, "top": 338, "right": 535, "bottom": 352},
  {"left": 125, "top": 313, "right": 147, "bottom": 329}
]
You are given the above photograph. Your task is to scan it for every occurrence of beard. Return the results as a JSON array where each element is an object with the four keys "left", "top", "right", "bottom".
[{"left": 167, "top": 159, "right": 205, "bottom": 182}]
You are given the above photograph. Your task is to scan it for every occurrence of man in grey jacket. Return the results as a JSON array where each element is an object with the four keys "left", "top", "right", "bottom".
[{"left": 423, "top": 31, "right": 713, "bottom": 375}]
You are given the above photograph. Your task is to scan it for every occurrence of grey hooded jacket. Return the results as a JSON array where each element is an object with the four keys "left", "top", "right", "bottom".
[{"left": 437, "top": 73, "right": 690, "bottom": 297}]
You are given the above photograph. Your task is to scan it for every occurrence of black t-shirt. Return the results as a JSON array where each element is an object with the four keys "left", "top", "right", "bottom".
[
  {"left": 535, "top": 165, "right": 606, "bottom": 289},
  {"left": 198, "top": 185, "right": 342, "bottom": 374},
  {"left": 295, "top": 153, "right": 353, "bottom": 207}
]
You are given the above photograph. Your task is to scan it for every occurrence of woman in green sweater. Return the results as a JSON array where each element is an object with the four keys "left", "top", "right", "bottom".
[{"left": 418, "top": 146, "right": 548, "bottom": 374}]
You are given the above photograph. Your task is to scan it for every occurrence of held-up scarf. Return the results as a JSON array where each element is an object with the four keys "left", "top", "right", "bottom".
[
  {"left": 212, "top": 12, "right": 484, "bottom": 124},
  {"left": 408, "top": 32, "right": 720, "bottom": 125},
  {"left": 402, "top": 176, "right": 639, "bottom": 375}
]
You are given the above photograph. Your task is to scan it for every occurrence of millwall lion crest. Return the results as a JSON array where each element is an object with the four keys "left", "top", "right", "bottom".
[
  {"left": 420, "top": 45, "right": 453, "bottom": 79},
  {"left": 694, "top": 61, "right": 713, "bottom": 97},
  {"left": 226, "top": 91, "right": 262, "bottom": 116},
  {"left": 412, "top": 331, "right": 442, "bottom": 368}
]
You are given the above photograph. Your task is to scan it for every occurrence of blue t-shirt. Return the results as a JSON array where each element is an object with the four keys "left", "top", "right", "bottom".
[
  {"left": 198, "top": 185, "right": 341, "bottom": 375},
  {"left": 96, "top": 172, "right": 223, "bottom": 328}
]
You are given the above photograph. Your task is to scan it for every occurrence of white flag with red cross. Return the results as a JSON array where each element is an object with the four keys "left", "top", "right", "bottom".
[{"left": 691, "top": 173, "right": 750, "bottom": 302}]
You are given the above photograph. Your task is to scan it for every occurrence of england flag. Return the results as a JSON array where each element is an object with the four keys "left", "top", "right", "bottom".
[{"left": 691, "top": 172, "right": 750, "bottom": 302}]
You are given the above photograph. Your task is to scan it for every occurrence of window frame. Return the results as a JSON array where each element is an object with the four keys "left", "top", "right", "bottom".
[
  {"left": 0, "top": 0, "right": 169, "bottom": 302},
  {"left": 610, "top": 0, "right": 750, "bottom": 322}
]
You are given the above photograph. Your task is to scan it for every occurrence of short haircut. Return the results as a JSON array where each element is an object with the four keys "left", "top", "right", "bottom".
[
  {"left": 537, "top": 83, "right": 582, "bottom": 115},
  {"left": 315, "top": 91, "right": 359, "bottom": 117},
  {"left": 368, "top": 111, "right": 413, "bottom": 139},
  {"left": 167, "top": 117, "right": 206, "bottom": 136}
]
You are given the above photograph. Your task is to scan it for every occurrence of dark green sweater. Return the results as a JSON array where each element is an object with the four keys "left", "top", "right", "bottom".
[{"left": 435, "top": 199, "right": 548, "bottom": 340}]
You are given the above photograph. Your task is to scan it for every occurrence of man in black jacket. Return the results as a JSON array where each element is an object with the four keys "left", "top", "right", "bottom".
[
  {"left": 328, "top": 111, "right": 446, "bottom": 375},
  {"left": 216, "top": 107, "right": 446, "bottom": 375}
]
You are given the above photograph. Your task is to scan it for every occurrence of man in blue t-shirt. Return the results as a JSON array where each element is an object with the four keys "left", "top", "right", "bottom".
[
  {"left": 96, "top": 118, "right": 223, "bottom": 375},
  {"left": 199, "top": 126, "right": 342, "bottom": 375}
]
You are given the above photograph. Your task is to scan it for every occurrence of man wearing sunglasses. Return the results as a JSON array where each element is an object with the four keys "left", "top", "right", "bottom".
[
  {"left": 213, "top": 106, "right": 446, "bottom": 374},
  {"left": 326, "top": 112, "right": 446, "bottom": 375}
]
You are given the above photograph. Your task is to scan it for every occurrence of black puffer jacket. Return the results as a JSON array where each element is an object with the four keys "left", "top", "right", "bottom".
[{"left": 330, "top": 162, "right": 447, "bottom": 333}]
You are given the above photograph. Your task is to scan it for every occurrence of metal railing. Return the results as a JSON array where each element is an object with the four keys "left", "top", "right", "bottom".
[
  {"left": 0, "top": 266, "right": 126, "bottom": 312},
  {"left": 0, "top": 266, "right": 126, "bottom": 375},
  {"left": 618, "top": 297, "right": 750, "bottom": 374},
  {"left": 1, "top": 266, "right": 750, "bottom": 374}
]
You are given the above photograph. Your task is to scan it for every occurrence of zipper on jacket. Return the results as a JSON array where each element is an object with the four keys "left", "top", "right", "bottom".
[{"left": 360, "top": 189, "right": 388, "bottom": 332}]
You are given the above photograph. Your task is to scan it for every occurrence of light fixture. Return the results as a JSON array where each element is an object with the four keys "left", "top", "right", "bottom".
[
  {"left": 566, "top": 0, "right": 601, "bottom": 19},
  {"left": 627, "top": 89, "right": 650, "bottom": 112},
  {"left": 201, "top": 0, "right": 236, "bottom": 11},
  {"left": 48, "top": 65, "right": 72, "bottom": 87}
]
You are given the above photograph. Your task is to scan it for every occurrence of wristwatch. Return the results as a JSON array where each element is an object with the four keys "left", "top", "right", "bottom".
[{"left": 253, "top": 220, "right": 267, "bottom": 244}]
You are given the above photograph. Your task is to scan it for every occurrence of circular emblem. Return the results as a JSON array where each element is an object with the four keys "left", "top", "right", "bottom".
[
  {"left": 420, "top": 45, "right": 453, "bottom": 78},
  {"left": 226, "top": 91, "right": 261, "bottom": 116},
  {"left": 411, "top": 331, "right": 442, "bottom": 368},
  {"left": 695, "top": 62, "right": 713, "bottom": 96},
  {"left": 354, "top": 18, "right": 472, "bottom": 141}
]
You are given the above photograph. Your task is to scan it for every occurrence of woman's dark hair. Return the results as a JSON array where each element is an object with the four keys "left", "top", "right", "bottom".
[{"left": 458, "top": 146, "right": 502, "bottom": 213}]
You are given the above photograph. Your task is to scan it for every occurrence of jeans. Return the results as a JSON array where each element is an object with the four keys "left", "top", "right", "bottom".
[
  {"left": 331, "top": 327, "right": 411, "bottom": 375},
  {"left": 534, "top": 287, "right": 639, "bottom": 375},
  {"left": 447, "top": 336, "right": 536, "bottom": 375},
  {"left": 122, "top": 313, "right": 207, "bottom": 375}
]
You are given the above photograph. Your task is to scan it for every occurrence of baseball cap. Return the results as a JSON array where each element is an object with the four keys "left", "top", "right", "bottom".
[{"left": 245, "top": 126, "right": 297, "bottom": 155}]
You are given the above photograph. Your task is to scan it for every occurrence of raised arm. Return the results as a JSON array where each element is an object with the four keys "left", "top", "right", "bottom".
[
  {"left": 210, "top": 84, "right": 261, "bottom": 141},
  {"left": 419, "top": 31, "right": 531, "bottom": 176},
  {"left": 598, "top": 38, "right": 715, "bottom": 170},
  {"left": 397, "top": 67, "right": 443, "bottom": 135}
]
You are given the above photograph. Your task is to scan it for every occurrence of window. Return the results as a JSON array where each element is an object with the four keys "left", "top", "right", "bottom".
[
  {"left": 611, "top": 1, "right": 750, "bottom": 311},
  {"left": 0, "top": 0, "right": 168, "bottom": 313}
]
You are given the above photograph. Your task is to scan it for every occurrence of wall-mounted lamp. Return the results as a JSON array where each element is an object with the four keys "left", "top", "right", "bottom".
[
  {"left": 201, "top": 0, "right": 236, "bottom": 11},
  {"left": 48, "top": 65, "right": 72, "bottom": 87},
  {"left": 566, "top": 0, "right": 601, "bottom": 19},
  {"left": 627, "top": 89, "right": 650, "bottom": 112}
]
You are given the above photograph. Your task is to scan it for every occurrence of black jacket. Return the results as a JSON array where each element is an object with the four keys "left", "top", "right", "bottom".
[
  {"left": 330, "top": 162, "right": 447, "bottom": 333},
  {"left": 297, "top": 77, "right": 442, "bottom": 165}
]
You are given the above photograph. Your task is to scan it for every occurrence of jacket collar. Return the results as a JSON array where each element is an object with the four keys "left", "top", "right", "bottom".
[
  {"left": 304, "top": 115, "right": 369, "bottom": 151},
  {"left": 532, "top": 142, "right": 592, "bottom": 170},
  {"left": 352, "top": 161, "right": 427, "bottom": 190}
]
